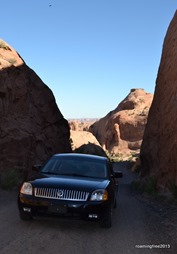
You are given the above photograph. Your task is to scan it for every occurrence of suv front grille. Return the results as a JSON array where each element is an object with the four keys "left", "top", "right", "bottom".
[{"left": 34, "top": 187, "right": 89, "bottom": 201}]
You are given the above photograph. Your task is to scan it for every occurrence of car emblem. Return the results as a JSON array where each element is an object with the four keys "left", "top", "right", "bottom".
[{"left": 57, "top": 190, "right": 63, "bottom": 198}]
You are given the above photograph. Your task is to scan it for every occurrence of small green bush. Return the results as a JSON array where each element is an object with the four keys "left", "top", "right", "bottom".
[
  {"left": 132, "top": 177, "right": 157, "bottom": 196},
  {"left": 168, "top": 181, "right": 177, "bottom": 200},
  {"left": 132, "top": 179, "right": 144, "bottom": 193},
  {"left": 144, "top": 177, "right": 157, "bottom": 195},
  {"left": 0, "top": 169, "right": 20, "bottom": 190},
  {"left": 108, "top": 152, "right": 123, "bottom": 162}
]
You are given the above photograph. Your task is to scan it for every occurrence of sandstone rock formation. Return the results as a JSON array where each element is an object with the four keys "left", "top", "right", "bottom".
[
  {"left": 70, "top": 130, "right": 100, "bottom": 150},
  {"left": 0, "top": 39, "right": 71, "bottom": 174},
  {"left": 89, "top": 89, "right": 153, "bottom": 158},
  {"left": 140, "top": 11, "right": 177, "bottom": 189},
  {"left": 70, "top": 129, "right": 106, "bottom": 157},
  {"left": 69, "top": 119, "right": 97, "bottom": 131}
]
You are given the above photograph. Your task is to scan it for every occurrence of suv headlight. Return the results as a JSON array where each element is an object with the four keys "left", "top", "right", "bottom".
[
  {"left": 90, "top": 189, "right": 108, "bottom": 201},
  {"left": 20, "top": 182, "right": 33, "bottom": 195}
]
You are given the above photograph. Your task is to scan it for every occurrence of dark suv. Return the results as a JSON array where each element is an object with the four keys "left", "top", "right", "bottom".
[{"left": 18, "top": 153, "right": 122, "bottom": 228}]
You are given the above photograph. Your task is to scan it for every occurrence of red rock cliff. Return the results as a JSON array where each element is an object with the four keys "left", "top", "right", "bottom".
[
  {"left": 140, "top": 11, "right": 177, "bottom": 189},
  {"left": 0, "top": 39, "right": 71, "bottom": 173}
]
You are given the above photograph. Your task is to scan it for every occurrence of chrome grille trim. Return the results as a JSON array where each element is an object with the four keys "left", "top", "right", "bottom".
[{"left": 34, "top": 187, "right": 89, "bottom": 201}]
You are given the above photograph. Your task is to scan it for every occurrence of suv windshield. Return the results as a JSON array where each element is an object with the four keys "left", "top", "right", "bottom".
[{"left": 41, "top": 156, "right": 108, "bottom": 179}]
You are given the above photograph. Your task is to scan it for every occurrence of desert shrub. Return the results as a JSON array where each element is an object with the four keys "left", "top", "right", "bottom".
[
  {"left": 132, "top": 177, "right": 157, "bottom": 196},
  {"left": 168, "top": 181, "right": 177, "bottom": 199},
  {"left": 0, "top": 169, "right": 21, "bottom": 190},
  {"left": 144, "top": 177, "right": 157, "bottom": 195},
  {"left": 108, "top": 152, "right": 123, "bottom": 162},
  {"left": 132, "top": 179, "right": 144, "bottom": 193}
]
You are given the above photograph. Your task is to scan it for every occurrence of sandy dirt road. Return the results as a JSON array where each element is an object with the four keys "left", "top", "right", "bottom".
[{"left": 0, "top": 162, "right": 176, "bottom": 254}]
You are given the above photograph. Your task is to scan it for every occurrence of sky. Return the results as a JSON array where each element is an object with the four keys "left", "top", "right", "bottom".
[{"left": 1, "top": 1, "right": 177, "bottom": 119}]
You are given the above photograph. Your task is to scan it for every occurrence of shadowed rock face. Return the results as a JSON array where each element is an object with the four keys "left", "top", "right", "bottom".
[
  {"left": 89, "top": 89, "right": 153, "bottom": 157},
  {"left": 0, "top": 39, "right": 71, "bottom": 173},
  {"left": 140, "top": 11, "right": 177, "bottom": 189}
]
